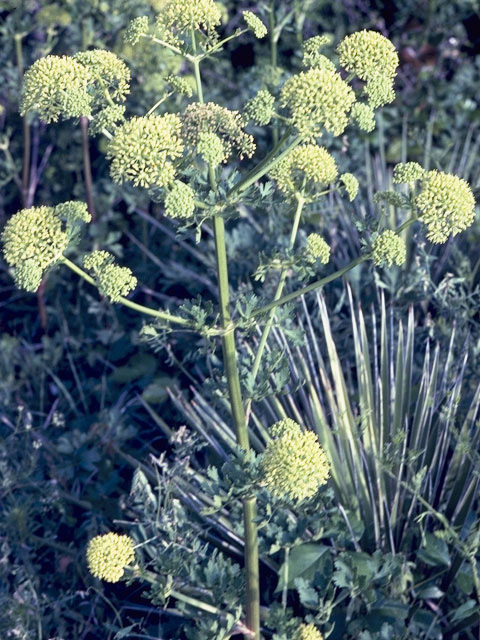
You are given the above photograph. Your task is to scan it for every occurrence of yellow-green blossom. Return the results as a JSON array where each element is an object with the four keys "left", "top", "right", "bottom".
[
  {"left": 196, "top": 131, "right": 225, "bottom": 167},
  {"left": 296, "top": 623, "right": 324, "bottom": 640},
  {"left": 350, "top": 102, "right": 376, "bottom": 132},
  {"left": 166, "top": 74, "right": 194, "bottom": 98},
  {"left": 270, "top": 145, "right": 338, "bottom": 198},
  {"left": 181, "top": 102, "right": 255, "bottom": 162},
  {"left": 415, "top": 171, "right": 476, "bottom": 243},
  {"left": 20, "top": 55, "right": 91, "bottom": 122},
  {"left": 89, "top": 104, "right": 126, "bottom": 136},
  {"left": 243, "top": 11, "right": 267, "bottom": 39},
  {"left": 260, "top": 419, "right": 330, "bottom": 502},
  {"left": 124, "top": 16, "right": 149, "bottom": 45},
  {"left": 74, "top": 50, "right": 131, "bottom": 104},
  {"left": 280, "top": 68, "right": 356, "bottom": 140},
  {"left": 245, "top": 89, "right": 276, "bottom": 126},
  {"left": 2, "top": 202, "right": 90, "bottom": 292},
  {"left": 86, "top": 533, "right": 135, "bottom": 583},
  {"left": 156, "top": 0, "right": 221, "bottom": 35},
  {"left": 305, "top": 234, "right": 330, "bottom": 264},
  {"left": 302, "top": 35, "right": 335, "bottom": 70},
  {"left": 372, "top": 230, "right": 406, "bottom": 267},
  {"left": 164, "top": 181, "right": 196, "bottom": 219},
  {"left": 340, "top": 173, "right": 359, "bottom": 201},
  {"left": 107, "top": 114, "right": 183, "bottom": 188},
  {"left": 393, "top": 161, "right": 425, "bottom": 184},
  {"left": 83, "top": 251, "right": 137, "bottom": 302},
  {"left": 365, "top": 75, "right": 396, "bottom": 109}
]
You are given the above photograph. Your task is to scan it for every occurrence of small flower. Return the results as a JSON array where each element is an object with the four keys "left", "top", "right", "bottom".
[
  {"left": 270, "top": 145, "right": 338, "bottom": 198},
  {"left": 243, "top": 11, "right": 268, "bottom": 39},
  {"left": 260, "top": 418, "right": 330, "bottom": 502},
  {"left": 302, "top": 35, "right": 335, "bottom": 70},
  {"left": 364, "top": 75, "right": 396, "bottom": 109},
  {"left": 1, "top": 202, "right": 90, "bottom": 292},
  {"left": 89, "top": 104, "right": 126, "bottom": 136},
  {"left": 245, "top": 89, "right": 276, "bottom": 126},
  {"left": 372, "top": 230, "right": 406, "bottom": 267},
  {"left": 86, "top": 532, "right": 135, "bottom": 583},
  {"left": 164, "top": 181, "right": 196, "bottom": 219},
  {"left": 181, "top": 102, "right": 255, "bottom": 162},
  {"left": 305, "top": 233, "right": 330, "bottom": 264},
  {"left": 83, "top": 251, "right": 137, "bottom": 302},
  {"left": 415, "top": 170, "right": 475, "bottom": 243},
  {"left": 21, "top": 55, "right": 91, "bottom": 122},
  {"left": 196, "top": 131, "right": 225, "bottom": 167},
  {"left": 156, "top": 0, "right": 221, "bottom": 36},
  {"left": 107, "top": 114, "right": 184, "bottom": 188},
  {"left": 166, "top": 74, "right": 194, "bottom": 98},
  {"left": 393, "top": 162, "right": 425, "bottom": 184},
  {"left": 124, "top": 16, "right": 149, "bottom": 46},
  {"left": 74, "top": 49, "right": 130, "bottom": 104},
  {"left": 296, "top": 623, "right": 324, "bottom": 640},
  {"left": 280, "top": 68, "right": 356, "bottom": 140},
  {"left": 340, "top": 173, "right": 359, "bottom": 201},
  {"left": 350, "top": 102, "right": 375, "bottom": 132}
]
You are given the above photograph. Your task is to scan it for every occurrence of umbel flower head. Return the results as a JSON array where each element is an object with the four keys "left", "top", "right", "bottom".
[
  {"left": 296, "top": 623, "right": 324, "bottom": 640},
  {"left": 164, "top": 181, "right": 196, "bottom": 219},
  {"left": 107, "top": 114, "right": 184, "bottom": 188},
  {"left": 280, "top": 68, "right": 356, "bottom": 140},
  {"left": 124, "top": 16, "right": 150, "bottom": 46},
  {"left": 260, "top": 419, "right": 330, "bottom": 503},
  {"left": 2, "top": 202, "right": 90, "bottom": 292},
  {"left": 196, "top": 131, "right": 225, "bottom": 167},
  {"left": 156, "top": 0, "right": 221, "bottom": 37},
  {"left": 86, "top": 532, "right": 135, "bottom": 583},
  {"left": 304, "top": 233, "right": 330, "bottom": 264},
  {"left": 337, "top": 30, "right": 398, "bottom": 109},
  {"left": 350, "top": 102, "right": 376, "bottom": 133},
  {"left": 372, "top": 230, "right": 406, "bottom": 267},
  {"left": 270, "top": 145, "right": 338, "bottom": 198},
  {"left": 73, "top": 50, "right": 130, "bottom": 104},
  {"left": 83, "top": 251, "right": 137, "bottom": 302},
  {"left": 340, "top": 173, "right": 359, "bottom": 201},
  {"left": 393, "top": 161, "right": 425, "bottom": 184},
  {"left": 243, "top": 11, "right": 268, "bottom": 39},
  {"left": 245, "top": 89, "right": 276, "bottom": 126},
  {"left": 415, "top": 171, "right": 476, "bottom": 243},
  {"left": 181, "top": 102, "right": 255, "bottom": 163},
  {"left": 21, "top": 55, "right": 91, "bottom": 122},
  {"left": 302, "top": 35, "right": 335, "bottom": 70}
]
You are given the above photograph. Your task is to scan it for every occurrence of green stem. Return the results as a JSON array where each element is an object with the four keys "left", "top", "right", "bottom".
[
  {"left": 198, "top": 28, "right": 249, "bottom": 61},
  {"left": 191, "top": 29, "right": 204, "bottom": 103},
  {"left": 80, "top": 116, "right": 96, "bottom": 221},
  {"left": 269, "top": 1, "right": 279, "bottom": 146},
  {"left": 15, "top": 33, "right": 30, "bottom": 208},
  {"left": 61, "top": 257, "right": 191, "bottom": 327}
]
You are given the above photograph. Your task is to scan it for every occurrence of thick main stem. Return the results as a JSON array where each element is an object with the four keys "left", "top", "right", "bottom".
[
  {"left": 80, "top": 116, "right": 96, "bottom": 221},
  {"left": 15, "top": 34, "right": 30, "bottom": 208}
]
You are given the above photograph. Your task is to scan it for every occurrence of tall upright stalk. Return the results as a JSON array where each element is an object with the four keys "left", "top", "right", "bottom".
[
  {"left": 191, "top": 31, "right": 260, "bottom": 639},
  {"left": 80, "top": 116, "right": 96, "bottom": 221},
  {"left": 15, "top": 33, "right": 30, "bottom": 208}
]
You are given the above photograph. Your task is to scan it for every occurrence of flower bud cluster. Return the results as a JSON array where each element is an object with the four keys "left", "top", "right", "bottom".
[
  {"left": 350, "top": 102, "right": 376, "bottom": 132},
  {"left": 181, "top": 102, "right": 255, "bottom": 162},
  {"left": 86, "top": 532, "right": 135, "bottom": 583},
  {"left": 124, "top": 16, "right": 149, "bottom": 46},
  {"left": 393, "top": 161, "right": 425, "bottom": 184},
  {"left": 166, "top": 74, "right": 194, "bottom": 98},
  {"left": 302, "top": 35, "right": 335, "bottom": 70},
  {"left": 415, "top": 171, "right": 476, "bottom": 243},
  {"left": 156, "top": 0, "right": 221, "bottom": 39},
  {"left": 83, "top": 251, "right": 137, "bottom": 302},
  {"left": 270, "top": 145, "right": 338, "bottom": 198},
  {"left": 337, "top": 30, "right": 398, "bottom": 108},
  {"left": 74, "top": 50, "right": 130, "bottom": 103},
  {"left": 243, "top": 11, "right": 268, "bottom": 39},
  {"left": 372, "top": 230, "right": 406, "bottom": 267},
  {"left": 296, "top": 623, "right": 324, "bottom": 640},
  {"left": 245, "top": 89, "right": 276, "bottom": 126},
  {"left": 196, "top": 131, "right": 225, "bottom": 167},
  {"left": 164, "top": 181, "right": 196, "bottom": 219},
  {"left": 260, "top": 419, "right": 330, "bottom": 502},
  {"left": 340, "top": 173, "right": 359, "bottom": 201},
  {"left": 305, "top": 233, "right": 331, "bottom": 264},
  {"left": 2, "top": 201, "right": 90, "bottom": 292},
  {"left": 107, "top": 114, "right": 183, "bottom": 188},
  {"left": 280, "top": 68, "right": 356, "bottom": 140}
]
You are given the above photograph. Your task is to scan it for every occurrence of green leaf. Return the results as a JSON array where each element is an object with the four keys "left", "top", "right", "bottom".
[
  {"left": 451, "top": 599, "right": 478, "bottom": 622},
  {"left": 275, "top": 543, "right": 329, "bottom": 592},
  {"left": 416, "top": 533, "right": 451, "bottom": 567},
  {"left": 416, "top": 585, "right": 444, "bottom": 599}
]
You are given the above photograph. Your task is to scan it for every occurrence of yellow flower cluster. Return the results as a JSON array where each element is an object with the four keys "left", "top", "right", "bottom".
[
  {"left": 296, "top": 623, "right": 324, "bottom": 640},
  {"left": 181, "top": 102, "right": 255, "bottom": 162},
  {"left": 260, "top": 419, "right": 330, "bottom": 502},
  {"left": 164, "top": 180, "right": 196, "bottom": 219},
  {"left": 270, "top": 145, "right": 338, "bottom": 198},
  {"left": 372, "top": 230, "right": 406, "bottom": 267},
  {"left": 124, "top": 16, "right": 149, "bottom": 46},
  {"left": 2, "top": 202, "right": 90, "bottom": 292},
  {"left": 302, "top": 35, "right": 335, "bottom": 70},
  {"left": 107, "top": 114, "right": 184, "bottom": 188},
  {"left": 21, "top": 55, "right": 91, "bottom": 123},
  {"left": 416, "top": 171, "right": 476, "bottom": 243},
  {"left": 83, "top": 251, "right": 137, "bottom": 302},
  {"left": 245, "top": 89, "right": 276, "bottom": 126},
  {"left": 305, "top": 233, "right": 331, "bottom": 264},
  {"left": 156, "top": 0, "right": 221, "bottom": 35},
  {"left": 196, "top": 131, "right": 225, "bottom": 167},
  {"left": 243, "top": 11, "right": 268, "bottom": 39},
  {"left": 393, "top": 161, "right": 425, "bottom": 184},
  {"left": 340, "top": 173, "right": 359, "bottom": 201},
  {"left": 337, "top": 30, "right": 398, "bottom": 108},
  {"left": 350, "top": 102, "right": 376, "bottom": 132},
  {"left": 74, "top": 49, "right": 130, "bottom": 103},
  {"left": 86, "top": 532, "right": 135, "bottom": 583},
  {"left": 280, "top": 68, "right": 356, "bottom": 139}
]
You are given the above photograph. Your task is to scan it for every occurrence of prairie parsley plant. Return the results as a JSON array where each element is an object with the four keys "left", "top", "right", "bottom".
[{"left": 3, "top": 5, "right": 477, "bottom": 638}]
